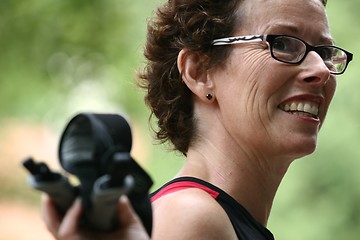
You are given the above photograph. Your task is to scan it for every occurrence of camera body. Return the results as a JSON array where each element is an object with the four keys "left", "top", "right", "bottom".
[{"left": 22, "top": 113, "right": 153, "bottom": 235}]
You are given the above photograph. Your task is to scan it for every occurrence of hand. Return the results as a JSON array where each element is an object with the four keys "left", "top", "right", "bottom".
[{"left": 41, "top": 194, "right": 150, "bottom": 240}]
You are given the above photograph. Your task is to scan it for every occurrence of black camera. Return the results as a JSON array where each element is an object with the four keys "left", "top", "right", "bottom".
[{"left": 22, "top": 113, "right": 153, "bottom": 235}]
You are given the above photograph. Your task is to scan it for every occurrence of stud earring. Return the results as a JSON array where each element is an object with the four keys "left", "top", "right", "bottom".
[{"left": 206, "top": 93, "right": 213, "bottom": 100}]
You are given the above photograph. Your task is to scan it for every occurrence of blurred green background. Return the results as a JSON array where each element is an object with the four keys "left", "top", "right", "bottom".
[{"left": 0, "top": 0, "right": 358, "bottom": 239}]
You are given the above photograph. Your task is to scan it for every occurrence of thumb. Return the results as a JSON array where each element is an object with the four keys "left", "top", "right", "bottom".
[{"left": 118, "top": 196, "right": 140, "bottom": 227}]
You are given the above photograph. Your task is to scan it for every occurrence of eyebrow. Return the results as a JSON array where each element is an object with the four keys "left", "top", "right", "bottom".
[{"left": 265, "top": 22, "right": 335, "bottom": 45}]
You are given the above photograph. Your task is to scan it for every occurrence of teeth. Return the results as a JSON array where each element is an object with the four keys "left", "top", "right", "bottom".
[
  {"left": 281, "top": 101, "right": 319, "bottom": 116},
  {"left": 290, "top": 102, "right": 297, "bottom": 111},
  {"left": 304, "top": 103, "right": 312, "bottom": 113},
  {"left": 297, "top": 103, "right": 304, "bottom": 112}
]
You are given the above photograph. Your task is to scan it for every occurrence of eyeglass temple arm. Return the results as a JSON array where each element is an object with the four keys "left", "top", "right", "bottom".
[{"left": 212, "top": 35, "right": 265, "bottom": 45}]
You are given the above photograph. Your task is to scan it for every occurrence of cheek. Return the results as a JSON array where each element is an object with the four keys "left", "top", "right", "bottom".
[
  {"left": 214, "top": 49, "right": 280, "bottom": 116},
  {"left": 242, "top": 60, "right": 290, "bottom": 111},
  {"left": 229, "top": 52, "right": 275, "bottom": 96},
  {"left": 326, "top": 77, "right": 337, "bottom": 103},
  {"left": 323, "top": 77, "right": 337, "bottom": 113},
  {"left": 319, "top": 77, "right": 337, "bottom": 129}
]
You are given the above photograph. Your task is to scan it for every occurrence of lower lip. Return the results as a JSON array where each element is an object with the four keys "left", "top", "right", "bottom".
[{"left": 281, "top": 110, "right": 320, "bottom": 124}]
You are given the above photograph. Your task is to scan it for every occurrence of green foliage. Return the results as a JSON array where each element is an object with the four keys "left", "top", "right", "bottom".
[
  {"left": 0, "top": 1, "right": 359, "bottom": 240},
  {"left": 0, "top": 0, "right": 157, "bottom": 120}
]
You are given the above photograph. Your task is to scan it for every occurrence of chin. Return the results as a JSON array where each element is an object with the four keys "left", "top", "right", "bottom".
[
  {"left": 292, "top": 139, "right": 318, "bottom": 159},
  {"left": 278, "top": 135, "right": 318, "bottom": 160}
]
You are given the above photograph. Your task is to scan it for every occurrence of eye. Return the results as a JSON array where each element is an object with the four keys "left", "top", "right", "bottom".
[
  {"left": 272, "top": 38, "right": 288, "bottom": 51},
  {"left": 317, "top": 47, "right": 333, "bottom": 61},
  {"left": 272, "top": 37, "right": 302, "bottom": 53}
]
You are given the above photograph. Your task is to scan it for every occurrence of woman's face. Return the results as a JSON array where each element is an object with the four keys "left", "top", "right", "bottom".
[{"left": 211, "top": 0, "right": 336, "bottom": 160}]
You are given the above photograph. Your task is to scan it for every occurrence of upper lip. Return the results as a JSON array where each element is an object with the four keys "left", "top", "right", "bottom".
[{"left": 278, "top": 94, "right": 324, "bottom": 117}]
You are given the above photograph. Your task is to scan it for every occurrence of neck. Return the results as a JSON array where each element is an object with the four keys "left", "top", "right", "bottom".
[{"left": 178, "top": 138, "right": 292, "bottom": 226}]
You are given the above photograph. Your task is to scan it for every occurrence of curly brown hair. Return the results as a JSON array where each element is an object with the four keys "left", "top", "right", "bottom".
[{"left": 138, "top": 0, "right": 328, "bottom": 155}]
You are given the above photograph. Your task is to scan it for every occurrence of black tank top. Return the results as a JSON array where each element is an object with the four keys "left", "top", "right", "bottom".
[{"left": 150, "top": 177, "right": 275, "bottom": 240}]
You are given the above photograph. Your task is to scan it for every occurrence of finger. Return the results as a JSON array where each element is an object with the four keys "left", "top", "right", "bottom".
[
  {"left": 117, "top": 196, "right": 150, "bottom": 240},
  {"left": 118, "top": 196, "right": 139, "bottom": 227},
  {"left": 41, "top": 194, "right": 61, "bottom": 235},
  {"left": 57, "top": 198, "right": 82, "bottom": 238}
]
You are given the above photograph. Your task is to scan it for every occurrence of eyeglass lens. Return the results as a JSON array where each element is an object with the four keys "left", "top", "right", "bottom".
[{"left": 270, "top": 36, "right": 348, "bottom": 74}]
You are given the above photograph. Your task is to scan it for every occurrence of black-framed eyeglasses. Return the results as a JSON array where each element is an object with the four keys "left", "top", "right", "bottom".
[{"left": 212, "top": 34, "right": 353, "bottom": 75}]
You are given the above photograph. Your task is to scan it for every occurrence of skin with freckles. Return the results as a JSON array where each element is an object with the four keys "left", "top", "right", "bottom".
[
  {"left": 211, "top": 0, "right": 336, "bottom": 164},
  {"left": 41, "top": 194, "right": 150, "bottom": 240},
  {"left": 41, "top": 0, "right": 347, "bottom": 239},
  {"left": 152, "top": 0, "right": 336, "bottom": 238}
]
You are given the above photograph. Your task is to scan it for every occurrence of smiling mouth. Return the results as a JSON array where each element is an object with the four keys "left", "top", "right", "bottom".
[{"left": 279, "top": 101, "right": 319, "bottom": 119}]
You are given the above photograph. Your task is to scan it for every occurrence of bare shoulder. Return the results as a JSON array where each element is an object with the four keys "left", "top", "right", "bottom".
[{"left": 151, "top": 187, "right": 237, "bottom": 239}]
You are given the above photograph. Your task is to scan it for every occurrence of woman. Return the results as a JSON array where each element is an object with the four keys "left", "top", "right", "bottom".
[{"left": 42, "top": 0, "right": 353, "bottom": 239}]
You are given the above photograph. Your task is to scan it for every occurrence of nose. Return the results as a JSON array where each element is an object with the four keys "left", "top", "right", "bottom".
[{"left": 299, "top": 51, "right": 331, "bottom": 86}]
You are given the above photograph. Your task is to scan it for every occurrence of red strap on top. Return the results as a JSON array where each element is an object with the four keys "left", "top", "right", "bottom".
[{"left": 150, "top": 180, "right": 220, "bottom": 202}]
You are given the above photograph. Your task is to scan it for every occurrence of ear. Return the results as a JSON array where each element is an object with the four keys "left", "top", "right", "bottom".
[{"left": 177, "top": 49, "right": 215, "bottom": 102}]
